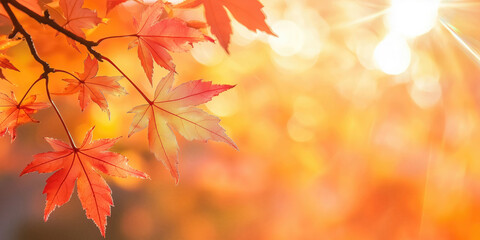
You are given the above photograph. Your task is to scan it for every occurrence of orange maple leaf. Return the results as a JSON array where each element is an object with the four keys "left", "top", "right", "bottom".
[
  {"left": 0, "top": 0, "right": 42, "bottom": 19},
  {"left": 176, "top": 0, "right": 275, "bottom": 52},
  {"left": 21, "top": 127, "right": 149, "bottom": 237},
  {"left": 0, "top": 35, "right": 22, "bottom": 51},
  {"left": 58, "top": 55, "right": 125, "bottom": 117},
  {"left": 59, "top": 0, "right": 102, "bottom": 49},
  {"left": 0, "top": 92, "right": 49, "bottom": 142},
  {"left": 131, "top": 2, "right": 212, "bottom": 84},
  {"left": 128, "top": 72, "right": 237, "bottom": 183}
]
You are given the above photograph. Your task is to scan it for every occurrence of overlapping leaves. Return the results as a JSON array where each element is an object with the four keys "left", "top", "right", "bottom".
[
  {"left": 58, "top": 0, "right": 102, "bottom": 49},
  {"left": 130, "top": 2, "right": 212, "bottom": 83},
  {"left": 0, "top": 0, "right": 274, "bottom": 237}
]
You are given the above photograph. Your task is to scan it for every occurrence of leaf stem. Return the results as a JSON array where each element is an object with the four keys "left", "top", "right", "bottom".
[
  {"left": 53, "top": 69, "right": 80, "bottom": 81},
  {"left": 102, "top": 56, "right": 152, "bottom": 104},
  {"left": 133, "top": 0, "right": 147, "bottom": 6},
  {"left": 45, "top": 76, "right": 76, "bottom": 148},
  {"left": 17, "top": 77, "right": 44, "bottom": 106},
  {"left": 96, "top": 34, "right": 138, "bottom": 45}
]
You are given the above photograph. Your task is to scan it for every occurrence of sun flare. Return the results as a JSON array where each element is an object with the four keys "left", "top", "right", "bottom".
[
  {"left": 373, "top": 0, "right": 441, "bottom": 75},
  {"left": 387, "top": 0, "right": 441, "bottom": 38},
  {"left": 374, "top": 34, "right": 411, "bottom": 75}
]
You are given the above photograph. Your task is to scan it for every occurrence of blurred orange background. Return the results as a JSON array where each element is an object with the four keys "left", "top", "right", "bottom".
[{"left": 2, "top": 0, "right": 480, "bottom": 239}]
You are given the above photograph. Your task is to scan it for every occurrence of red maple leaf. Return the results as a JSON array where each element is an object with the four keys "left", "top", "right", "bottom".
[
  {"left": 128, "top": 72, "right": 237, "bottom": 183},
  {"left": 0, "top": 92, "right": 49, "bottom": 142},
  {"left": 131, "top": 2, "right": 212, "bottom": 84},
  {"left": 57, "top": 55, "right": 125, "bottom": 117},
  {"left": 0, "top": 54, "right": 18, "bottom": 82},
  {"left": 59, "top": 0, "right": 102, "bottom": 49},
  {"left": 105, "top": 0, "right": 127, "bottom": 14},
  {"left": 176, "top": 0, "right": 275, "bottom": 52},
  {"left": 21, "top": 127, "right": 149, "bottom": 237},
  {"left": 0, "top": 36, "right": 22, "bottom": 82}
]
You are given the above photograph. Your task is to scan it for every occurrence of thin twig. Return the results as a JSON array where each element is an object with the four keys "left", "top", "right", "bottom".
[
  {"left": 102, "top": 56, "right": 152, "bottom": 104},
  {"left": 45, "top": 76, "right": 76, "bottom": 148},
  {"left": 96, "top": 34, "right": 137, "bottom": 45},
  {"left": 53, "top": 69, "right": 80, "bottom": 81},
  {"left": 17, "top": 77, "right": 43, "bottom": 105}
]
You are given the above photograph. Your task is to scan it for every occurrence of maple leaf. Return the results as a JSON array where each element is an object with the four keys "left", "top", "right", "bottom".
[
  {"left": 0, "top": 92, "right": 49, "bottom": 142},
  {"left": 105, "top": 0, "right": 127, "bottom": 14},
  {"left": 59, "top": 0, "right": 102, "bottom": 49},
  {"left": 176, "top": 0, "right": 275, "bottom": 52},
  {"left": 58, "top": 55, "right": 125, "bottom": 117},
  {"left": 0, "top": 54, "right": 18, "bottom": 83},
  {"left": 0, "top": 35, "right": 22, "bottom": 51},
  {"left": 131, "top": 2, "right": 212, "bottom": 84},
  {"left": 128, "top": 72, "right": 237, "bottom": 183},
  {"left": 0, "top": 36, "right": 22, "bottom": 82},
  {"left": 21, "top": 127, "right": 149, "bottom": 237}
]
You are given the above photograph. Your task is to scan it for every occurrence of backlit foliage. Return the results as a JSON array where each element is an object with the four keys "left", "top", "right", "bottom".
[{"left": 0, "top": 0, "right": 273, "bottom": 236}]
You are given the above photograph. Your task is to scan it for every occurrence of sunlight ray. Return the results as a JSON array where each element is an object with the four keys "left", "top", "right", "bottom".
[
  {"left": 331, "top": 8, "right": 389, "bottom": 30},
  {"left": 440, "top": 18, "right": 480, "bottom": 65}
]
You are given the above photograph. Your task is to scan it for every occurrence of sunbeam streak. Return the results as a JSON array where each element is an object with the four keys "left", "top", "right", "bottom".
[
  {"left": 440, "top": 18, "right": 480, "bottom": 65},
  {"left": 332, "top": 8, "right": 389, "bottom": 30}
]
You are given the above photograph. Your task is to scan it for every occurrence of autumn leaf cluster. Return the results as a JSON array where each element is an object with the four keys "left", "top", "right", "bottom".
[{"left": 0, "top": 0, "right": 273, "bottom": 236}]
